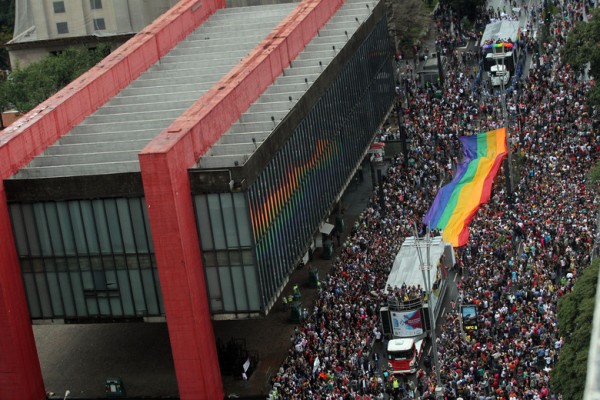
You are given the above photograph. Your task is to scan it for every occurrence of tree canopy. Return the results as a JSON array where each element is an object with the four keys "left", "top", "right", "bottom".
[
  {"left": 561, "top": 8, "right": 600, "bottom": 110},
  {"left": 0, "top": 45, "right": 110, "bottom": 113},
  {"left": 386, "top": 0, "right": 431, "bottom": 53},
  {"left": 0, "top": 0, "right": 15, "bottom": 70},
  {"left": 551, "top": 258, "right": 599, "bottom": 399},
  {"left": 446, "top": 0, "right": 486, "bottom": 23}
]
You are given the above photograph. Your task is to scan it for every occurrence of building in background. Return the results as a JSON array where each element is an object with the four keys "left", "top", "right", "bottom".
[{"left": 7, "top": 0, "right": 178, "bottom": 67}]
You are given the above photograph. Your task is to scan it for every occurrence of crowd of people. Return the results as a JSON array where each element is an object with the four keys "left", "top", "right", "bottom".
[{"left": 270, "top": 0, "right": 598, "bottom": 397}]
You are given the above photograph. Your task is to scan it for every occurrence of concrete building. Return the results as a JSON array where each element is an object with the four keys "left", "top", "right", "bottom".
[
  {"left": 0, "top": 0, "right": 395, "bottom": 398},
  {"left": 7, "top": 0, "right": 179, "bottom": 67}
]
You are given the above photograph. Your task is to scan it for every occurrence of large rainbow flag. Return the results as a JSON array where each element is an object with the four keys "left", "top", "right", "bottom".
[{"left": 423, "top": 128, "right": 508, "bottom": 247}]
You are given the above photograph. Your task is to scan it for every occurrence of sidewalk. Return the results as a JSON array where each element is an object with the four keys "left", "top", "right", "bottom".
[{"left": 216, "top": 160, "right": 384, "bottom": 398}]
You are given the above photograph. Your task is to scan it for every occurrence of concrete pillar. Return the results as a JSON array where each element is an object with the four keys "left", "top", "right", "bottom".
[
  {"left": 0, "top": 185, "right": 45, "bottom": 400},
  {"left": 139, "top": 147, "right": 223, "bottom": 400}
]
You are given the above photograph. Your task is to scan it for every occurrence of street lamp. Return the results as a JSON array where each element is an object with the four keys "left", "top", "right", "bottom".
[{"left": 413, "top": 226, "right": 443, "bottom": 398}]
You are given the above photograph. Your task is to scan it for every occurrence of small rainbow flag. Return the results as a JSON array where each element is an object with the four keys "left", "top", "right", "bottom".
[{"left": 423, "top": 128, "right": 508, "bottom": 247}]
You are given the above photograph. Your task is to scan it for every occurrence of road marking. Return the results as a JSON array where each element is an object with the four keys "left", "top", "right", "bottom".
[
  {"left": 453, "top": 273, "right": 457, "bottom": 283},
  {"left": 442, "top": 307, "right": 446, "bottom": 316}
]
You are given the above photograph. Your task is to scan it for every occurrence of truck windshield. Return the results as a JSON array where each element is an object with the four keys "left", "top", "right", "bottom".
[{"left": 388, "top": 349, "right": 414, "bottom": 360}]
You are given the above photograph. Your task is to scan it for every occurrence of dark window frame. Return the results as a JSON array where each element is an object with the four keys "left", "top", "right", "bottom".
[
  {"left": 53, "top": 1, "right": 65, "bottom": 13},
  {"left": 90, "top": 0, "right": 103, "bottom": 10},
  {"left": 56, "top": 22, "right": 69, "bottom": 34}
]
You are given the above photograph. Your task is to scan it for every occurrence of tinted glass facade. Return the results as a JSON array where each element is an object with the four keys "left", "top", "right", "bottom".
[
  {"left": 9, "top": 198, "right": 163, "bottom": 320},
  {"left": 196, "top": 17, "right": 395, "bottom": 314},
  {"left": 193, "top": 192, "right": 260, "bottom": 313}
]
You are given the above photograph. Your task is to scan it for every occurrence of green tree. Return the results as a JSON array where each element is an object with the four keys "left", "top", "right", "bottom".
[
  {"left": 386, "top": 0, "right": 431, "bottom": 54},
  {"left": 551, "top": 259, "right": 599, "bottom": 399},
  {"left": 561, "top": 8, "right": 600, "bottom": 110},
  {"left": 0, "top": 0, "right": 16, "bottom": 70},
  {"left": 447, "top": 0, "right": 486, "bottom": 25},
  {"left": 587, "top": 160, "right": 600, "bottom": 194},
  {"left": 4, "top": 45, "right": 110, "bottom": 112}
]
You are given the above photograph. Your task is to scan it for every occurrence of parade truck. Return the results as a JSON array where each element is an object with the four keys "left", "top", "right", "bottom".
[
  {"left": 480, "top": 20, "right": 523, "bottom": 84},
  {"left": 379, "top": 236, "right": 454, "bottom": 374}
]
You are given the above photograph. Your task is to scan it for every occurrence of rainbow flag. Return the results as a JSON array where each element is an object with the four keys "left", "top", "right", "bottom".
[{"left": 423, "top": 128, "right": 508, "bottom": 247}]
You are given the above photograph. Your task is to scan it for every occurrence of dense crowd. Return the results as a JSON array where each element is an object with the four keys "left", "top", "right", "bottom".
[{"left": 271, "top": 0, "right": 598, "bottom": 397}]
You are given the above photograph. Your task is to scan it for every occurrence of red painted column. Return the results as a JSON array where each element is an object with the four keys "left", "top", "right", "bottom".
[
  {"left": 139, "top": 141, "right": 223, "bottom": 400},
  {"left": 0, "top": 184, "right": 45, "bottom": 400}
]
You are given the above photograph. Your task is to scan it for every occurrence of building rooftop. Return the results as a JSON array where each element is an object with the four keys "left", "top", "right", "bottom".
[
  {"left": 196, "top": 0, "right": 373, "bottom": 169},
  {"left": 11, "top": 0, "right": 374, "bottom": 179},
  {"left": 11, "top": 2, "right": 298, "bottom": 179}
]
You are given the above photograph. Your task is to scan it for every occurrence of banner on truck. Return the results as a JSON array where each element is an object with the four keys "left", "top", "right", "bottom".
[{"left": 390, "top": 309, "right": 423, "bottom": 337}]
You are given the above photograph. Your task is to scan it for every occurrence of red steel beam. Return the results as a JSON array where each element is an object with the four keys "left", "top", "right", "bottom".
[
  {"left": 138, "top": 0, "right": 344, "bottom": 398},
  {"left": 0, "top": 1, "right": 223, "bottom": 399}
]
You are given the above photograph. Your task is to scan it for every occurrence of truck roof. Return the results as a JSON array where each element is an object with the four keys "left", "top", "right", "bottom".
[
  {"left": 480, "top": 20, "right": 520, "bottom": 45},
  {"left": 385, "top": 236, "right": 449, "bottom": 290},
  {"left": 387, "top": 338, "right": 416, "bottom": 352}
]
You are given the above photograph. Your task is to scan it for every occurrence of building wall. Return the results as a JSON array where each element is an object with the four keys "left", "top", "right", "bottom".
[
  {"left": 0, "top": 1, "right": 224, "bottom": 398},
  {"left": 27, "top": 0, "right": 179, "bottom": 39},
  {"left": 9, "top": 0, "right": 180, "bottom": 67}
]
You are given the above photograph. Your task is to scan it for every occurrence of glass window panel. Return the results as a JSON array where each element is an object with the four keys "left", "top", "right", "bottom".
[
  {"left": 229, "top": 251, "right": 242, "bottom": 266},
  {"left": 233, "top": 193, "right": 252, "bottom": 247},
  {"left": 207, "top": 194, "right": 226, "bottom": 250},
  {"left": 69, "top": 271, "right": 88, "bottom": 317},
  {"left": 195, "top": 195, "right": 214, "bottom": 250},
  {"left": 44, "top": 203, "right": 65, "bottom": 256},
  {"left": 53, "top": 1, "right": 65, "bottom": 13},
  {"left": 9, "top": 204, "right": 29, "bottom": 256},
  {"left": 92, "top": 200, "right": 112, "bottom": 254},
  {"left": 129, "top": 198, "right": 148, "bottom": 253},
  {"left": 116, "top": 198, "right": 136, "bottom": 253},
  {"left": 128, "top": 269, "right": 148, "bottom": 316},
  {"left": 243, "top": 266, "right": 260, "bottom": 311},
  {"left": 57, "top": 272, "right": 76, "bottom": 317},
  {"left": 141, "top": 269, "right": 159, "bottom": 315},
  {"left": 23, "top": 273, "right": 41, "bottom": 318},
  {"left": 68, "top": 201, "right": 89, "bottom": 254},
  {"left": 104, "top": 200, "right": 123, "bottom": 253},
  {"left": 116, "top": 269, "right": 135, "bottom": 316},
  {"left": 109, "top": 296, "right": 123, "bottom": 317},
  {"left": 220, "top": 194, "right": 239, "bottom": 247},
  {"left": 81, "top": 270, "right": 95, "bottom": 290},
  {"left": 85, "top": 297, "right": 99, "bottom": 317},
  {"left": 216, "top": 251, "right": 229, "bottom": 267},
  {"left": 46, "top": 271, "right": 64, "bottom": 316},
  {"left": 205, "top": 267, "right": 222, "bottom": 312},
  {"left": 230, "top": 266, "right": 248, "bottom": 311},
  {"left": 56, "top": 22, "right": 68, "bottom": 34},
  {"left": 35, "top": 273, "right": 53, "bottom": 318},
  {"left": 21, "top": 204, "right": 41, "bottom": 256},
  {"left": 203, "top": 252, "right": 217, "bottom": 268},
  {"left": 31, "top": 203, "right": 52, "bottom": 257},
  {"left": 218, "top": 267, "right": 235, "bottom": 312},
  {"left": 56, "top": 202, "right": 77, "bottom": 256},
  {"left": 93, "top": 18, "right": 105, "bottom": 30}
]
